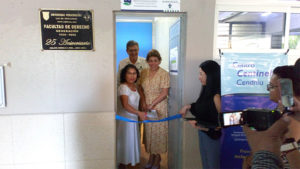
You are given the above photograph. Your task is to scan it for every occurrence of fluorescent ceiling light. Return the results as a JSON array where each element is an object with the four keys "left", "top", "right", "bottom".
[{"left": 261, "top": 12, "right": 272, "bottom": 17}]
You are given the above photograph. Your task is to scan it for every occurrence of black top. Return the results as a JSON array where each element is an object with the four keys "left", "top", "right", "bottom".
[{"left": 190, "top": 90, "right": 221, "bottom": 139}]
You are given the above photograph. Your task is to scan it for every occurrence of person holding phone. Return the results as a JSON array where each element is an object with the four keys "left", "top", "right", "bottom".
[
  {"left": 282, "top": 58, "right": 300, "bottom": 169},
  {"left": 244, "top": 64, "right": 300, "bottom": 169},
  {"left": 290, "top": 58, "right": 300, "bottom": 120},
  {"left": 179, "top": 60, "right": 221, "bottom": 169},
  {"left": 265, "top": 65, "right": 300, "bottom": 169},
  {"left": 268, "top": 66, "right": 300, "bottom": 141}
]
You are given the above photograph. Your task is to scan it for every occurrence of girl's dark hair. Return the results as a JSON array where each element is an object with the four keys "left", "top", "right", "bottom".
[
  {"left": 120, "top": 64, "right": 140, "bottom": 83},
  {"left": 199, "top": 60, "right": 220, "bottom": 98},
  {"left": 273, "top": 65, "right": 300, "bottom": 97}
]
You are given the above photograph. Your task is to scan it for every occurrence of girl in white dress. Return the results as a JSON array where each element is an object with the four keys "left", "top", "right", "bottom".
[{"left": 117, "top": 64, "right": 147, "bottom": 169}]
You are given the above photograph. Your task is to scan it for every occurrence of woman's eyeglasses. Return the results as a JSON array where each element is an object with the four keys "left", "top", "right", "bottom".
[{"left": 267, "top": 84, "right": 278, "bottom": 91}]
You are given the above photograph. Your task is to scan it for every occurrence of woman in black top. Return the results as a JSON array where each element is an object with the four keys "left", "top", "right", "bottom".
[{"left": 179, "top": 60, "right": 221, "bottom": 169}]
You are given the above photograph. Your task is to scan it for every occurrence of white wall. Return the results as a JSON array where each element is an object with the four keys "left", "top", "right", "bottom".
[
  {"left": 153, "top": 17, "right": 178, "bottom": 71},
  {"left": 181, "top": 0, "right": 217, "bottom": 168}
]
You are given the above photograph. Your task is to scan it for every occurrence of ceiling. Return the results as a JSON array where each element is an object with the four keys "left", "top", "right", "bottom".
[{"left": 219, "top": 12, "right": 284, "bottom": 23}]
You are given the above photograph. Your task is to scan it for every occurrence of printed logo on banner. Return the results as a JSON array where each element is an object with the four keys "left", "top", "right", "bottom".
[
  {"left": 220, "top": 52, "right": 288, "bottom": 169},
  {"left": 120, "top": 0, "right": 180, "bottom": 12},
  {"left": 123, "top": 0, "right": 131, "bottom": 5}
]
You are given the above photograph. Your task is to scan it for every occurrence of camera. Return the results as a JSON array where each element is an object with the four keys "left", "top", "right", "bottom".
[
  {"left": 220, "top": 109, "right": 282, "bottom": 131},
  {"left": 218, "top": 78, "right": 293, "bottom": 131}
]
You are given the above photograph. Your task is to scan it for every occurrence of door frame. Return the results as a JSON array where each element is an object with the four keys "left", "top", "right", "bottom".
[{"left": 113, "top": 11, "right": 187, "bottom": 169}]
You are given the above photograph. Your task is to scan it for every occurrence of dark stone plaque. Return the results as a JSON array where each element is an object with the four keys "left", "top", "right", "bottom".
[{"left": 40, "top": 9, "right": 93, "bottom": 50}]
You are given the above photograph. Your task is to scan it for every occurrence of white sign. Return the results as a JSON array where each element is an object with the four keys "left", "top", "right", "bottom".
[
  {"left": 0, "top": 66, "right": 6, "bottom": 108},
  {"left": 170, "top": 47, "right": 178, "bottom": 75},
  {"left": 221, "top": 53, "right": 287, "bottom": 95},
  {"left": 120, "top": 0, "right": 180, "bottom": 12}
]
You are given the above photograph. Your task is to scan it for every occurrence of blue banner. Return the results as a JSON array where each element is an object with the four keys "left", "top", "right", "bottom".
[
  {"left": 222, "top": 53, "right": 287, "bottom": 95},
  {"left": 220, "top": 53, "right": 287, "bottom": 169}
]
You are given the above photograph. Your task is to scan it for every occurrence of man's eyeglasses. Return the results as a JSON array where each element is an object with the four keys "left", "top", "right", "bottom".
[{"left": 267, "top": 84, "right": 278, "bottom": 91}]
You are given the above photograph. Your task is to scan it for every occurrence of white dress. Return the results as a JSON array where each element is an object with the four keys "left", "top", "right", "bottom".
[{"left": 117, "top": 84, "right": 140, "bottom": 166}]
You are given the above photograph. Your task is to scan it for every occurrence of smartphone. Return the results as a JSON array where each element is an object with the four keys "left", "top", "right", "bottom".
[
  {"left": 220, "top": 111, "right": 243, "bottom": 127},
  {"left": 279, "top": 78, "right": 294, "bottom": 108}
]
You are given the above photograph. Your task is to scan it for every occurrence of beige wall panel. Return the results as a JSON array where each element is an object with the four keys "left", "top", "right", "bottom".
[
  {"left": 0, "top": 0, "right": 119, "bottom": 114},
  {"left": 64, "top": 112, "right": 115, "bottom": 161},
  {"left": 0, "top": 116, "right": 13, "bottom": 165},
  {"left": 181, "top": 0, "right": 216, "bottom": 169},
  {"left": 12, "top": 114, "right": 65, "bottom": 164},
  {"left": 66, "top": 160, "right": 114, "bottom": 169}
]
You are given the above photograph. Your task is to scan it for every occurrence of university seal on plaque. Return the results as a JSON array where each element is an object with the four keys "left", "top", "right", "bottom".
[{"left": 42, "top": 11, "right": 50, "bottom": 21}]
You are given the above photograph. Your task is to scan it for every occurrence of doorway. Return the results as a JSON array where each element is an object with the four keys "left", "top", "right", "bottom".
[{"left": 114, "top": 11, "right": 186, "bottom": 169}]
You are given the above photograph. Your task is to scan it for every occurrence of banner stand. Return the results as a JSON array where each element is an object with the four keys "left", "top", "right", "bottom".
[{"left": 220, "top": 52, "right": 288, "bottom": 169}]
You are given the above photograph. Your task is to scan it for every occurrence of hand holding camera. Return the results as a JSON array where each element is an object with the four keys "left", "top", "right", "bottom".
[
  {"left": 243, "top": 115, "right": 291, "bottom": 157},
  {"left": 219, "top": 78, "right": 296, "bottom": 131}
]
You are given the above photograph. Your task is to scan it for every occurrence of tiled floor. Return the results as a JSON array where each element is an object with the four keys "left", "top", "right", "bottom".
[
  {"left": 119, "top": 123, "right": 168, "bottom": 169},
  {"left": 123, "top": 144, "right": 168, "bottom": 169}
]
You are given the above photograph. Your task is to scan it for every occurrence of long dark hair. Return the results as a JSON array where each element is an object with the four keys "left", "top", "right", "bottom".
[
  {"left": 120, "top": 64, "right": 140, "bottom": 83},
  {"left": 199, "top": 60, "right": 220, "bottom": 99}
]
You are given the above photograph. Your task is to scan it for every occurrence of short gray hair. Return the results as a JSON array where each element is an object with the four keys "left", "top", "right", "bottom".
[{"left": 126, "top": 40, "right": 139, "bottom": 50}]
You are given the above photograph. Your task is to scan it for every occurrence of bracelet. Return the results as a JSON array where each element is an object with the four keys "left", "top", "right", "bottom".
[
  {"left": 281, "top": 148, "right": 298, "bottom": 157},
  {"left": 280, "top": 138, "right": 299, "bottom": 157}
]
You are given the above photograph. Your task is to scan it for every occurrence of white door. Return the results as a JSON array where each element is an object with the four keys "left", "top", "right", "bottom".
[{"left": 168, "top": 15, "right": 186, "bottom": 169}]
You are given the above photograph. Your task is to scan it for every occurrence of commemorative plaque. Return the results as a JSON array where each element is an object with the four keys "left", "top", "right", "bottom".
[{"left": 40, "top": 9, "right": 93, "bottom": 50}]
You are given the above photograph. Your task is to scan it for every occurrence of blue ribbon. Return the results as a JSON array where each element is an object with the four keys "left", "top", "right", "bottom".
[{"left": 115, "top": 114, "right": 182, "bottom": 123}]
